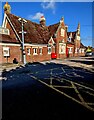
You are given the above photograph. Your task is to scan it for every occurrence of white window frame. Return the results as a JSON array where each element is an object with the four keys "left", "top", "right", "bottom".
[
  {"left": 59, "top": 43, "right": 66, "bottom": 54},
  {"left": 75, "top": 48, "right": 77, "bottom": 53},
  {"left": 67, "top": 47, "right": 73, "bottom": 54},
  {"left": 39, "top": 47, "right": 43, "bottom": 55},
  {"left": 77, "top": 36, "right": 80, "bottom": 40},
  {"left": 75, "top": 48, "right": 79, "bottom": 53},
  {"left": 27, "top": 48, "right": 31, "bottom": 55},
  {"left": 82, "top": 49, "right": 85, "bottom": 53},
  {"left": 48, "top": 47, "right": 52, "bottom": 54},
  {"left": 69, "top": 47, "right": 72, "bottom": 53},
  {"left": 61, "top": 39, "right": 65, "bottom": 43},
  {"left": 0, "top": 27, "right": 10, "bottom": 35},
  {"left": 68, "top": 37, "right": 71, "bottom": 42},
  {"left": 79, "top": 49, "right": 81, "bottom": 53},
  {"left": 33, "top": 48, "right": 38, "bottom": 55},
  {"left": 3, "top": 47, "right": 10, "bottom": 57},
  {"left": 61, "top": 28, "right": 65, "bottom": 37}
]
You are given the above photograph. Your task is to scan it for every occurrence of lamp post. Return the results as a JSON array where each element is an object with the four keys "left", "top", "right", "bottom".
[{"left": 18, "top": 18, "right": 27, "bottom": 64}]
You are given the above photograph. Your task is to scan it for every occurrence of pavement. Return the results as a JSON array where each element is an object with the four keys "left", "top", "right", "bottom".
[
  {"left": 0, "top": 63, "right": 24, "bottom": 72},
  {"left": 1, "top": 56, "right": 94, "bottom": 72},
  {"left": 42, "top": 56, "right": 94, "bottom": 72}
]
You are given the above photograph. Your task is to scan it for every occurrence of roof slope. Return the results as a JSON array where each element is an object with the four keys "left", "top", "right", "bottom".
[
  {"left": 0, "top": 34, "right": 20, "bottom": 43},
  {"left": 80, "top": 42, "right": 86, "bottom": 48},
  {"left": 48, "top": 23, "right": 60, "bottom": 37},
  {"left": 7, "top": 13, "right": 59, "bottom": 44}
]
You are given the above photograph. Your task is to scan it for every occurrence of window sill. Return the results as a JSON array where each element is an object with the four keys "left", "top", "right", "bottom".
[{"left": 33, "top": 54, "right": 38, "bottom": 55}]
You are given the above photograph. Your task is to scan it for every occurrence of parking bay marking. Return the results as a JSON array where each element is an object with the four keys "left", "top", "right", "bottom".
[
  {"left": 29, "top": 66, "right": 94, "bottom": 111},
  {"left": 30, "top": 74, "right": 94, "bottom": 112}
]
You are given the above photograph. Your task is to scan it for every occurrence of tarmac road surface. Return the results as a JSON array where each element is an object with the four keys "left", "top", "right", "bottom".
[{"left": 2, "top": 60, "right": 94, "bottom": 120}]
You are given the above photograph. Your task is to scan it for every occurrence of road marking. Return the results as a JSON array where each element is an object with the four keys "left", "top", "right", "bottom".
[
  {"left": 53, "top": 85, "right": 73, "bottom": 88},
  {"left": 30, "top": 74, "right": 94, "bottom": 112},
  {"left": 0, "top": 77, "right": 7, "bottom": 80},
  {"left": 61, "top": 67, "right": 66, "bottom": 73},
  {"left": 57, "top": 77, "right": 94, "bottom": 92},
  {"left": 29, "top": 65, "right": 94, "bottom": 112},
  {"left": 71, "top": 81, "right": 85, "bottom": 103},
  {"left": 82, "top": 90, "right": 94, "bottom": 97}
]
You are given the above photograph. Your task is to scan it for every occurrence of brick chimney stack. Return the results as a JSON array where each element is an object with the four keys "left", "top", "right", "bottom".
[{"left": 40, "top": 16, "right": 46, "bottom": 27}]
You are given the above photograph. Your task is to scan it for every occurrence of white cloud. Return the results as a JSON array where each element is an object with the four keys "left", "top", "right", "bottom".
[
  {"left": 28, "top": 12, "right": 44, "bottom": 20},
  {"left": 41, "top": 0, "right": 55, "bottom": 14}
]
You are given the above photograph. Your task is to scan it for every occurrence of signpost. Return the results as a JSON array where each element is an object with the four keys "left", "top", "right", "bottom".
[{"left": 18, "top": 18, "right": 27, "bottom": 64}]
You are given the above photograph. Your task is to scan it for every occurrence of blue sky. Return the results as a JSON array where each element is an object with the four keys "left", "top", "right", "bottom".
[{"left": 1, "top": 1, "right": 93, "bottom": 47}]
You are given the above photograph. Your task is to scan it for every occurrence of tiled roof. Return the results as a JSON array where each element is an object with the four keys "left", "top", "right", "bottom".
[
  {"left": 6, "top": 13, "right": 59, "bottom": 44},
  {"left": 80, "top": 42, "right": 86, "bottom": 48},
  {"left": 0, "top": 34, "right": 20, "bottom": 43},
  {"left": 48, "top": 23, "right": 60, "bottom": 37}
]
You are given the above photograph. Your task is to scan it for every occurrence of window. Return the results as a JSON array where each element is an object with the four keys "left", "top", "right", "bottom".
[
  {"left": 48, "top": 47, "right": 51, "bottom": 54},
  {"left": 82, "top": 49, "right": 85, "bottom": 53},
  {"left": 79, "top": 49, "right": 81, "bottom": 53},
  {"left": 33, "top": 48, "right": 37, "bottom": 55},
  {"left": 4, "top": 29, "right": 8, "bottom": 34},
  {"left": 69, "top": 47, "right": 72, "bottom": 53},
  {"left": 68, "top": 37, "right": 71, "bottom": 42},
  {"left": 61, "top": 39, "right": 64, "bottom": 43},
  {"left": 27, "top": 48, "right": 31, "bottom": 55},
  {"left": 0, "top": 27, "right": 10, "bottom": 35},
  {"left": 75, "top": 48, "right": 79, "bottom": 53},
  {"left": 59, "top": 44, "right": 66, "bottom": 54},
  {"left": 0, "top": 28, "right": 2, "bottom": 34},
  {"left": 39, "top": 48, "right": 42, "bottom": 55},
  {"left": 61, "top": 28, "right": 65, "bottom": 36},
  {"left": 3, "top": 47, "right": 10, "bottom": 57},
  {"left": 77, "top": 36, "right": 80, "bottom": 40}
]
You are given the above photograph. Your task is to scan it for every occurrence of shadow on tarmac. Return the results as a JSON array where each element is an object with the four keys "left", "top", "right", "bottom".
[
  {"left": 2, "top": 62, "right": 94, "bottom": 120},
  {"left": 70, "top": 59, "right": 94, "bottom": 65}
]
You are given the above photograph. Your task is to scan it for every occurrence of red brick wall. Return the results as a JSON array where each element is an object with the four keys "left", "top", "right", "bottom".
[
  {"left": 79, "top": 53, "right": 85, "bottom": 56},
  {"left": 0, "top": 18, "right": 84, "bottom": 64},
  {"left": 75, "top": 40, "right": 80, "bottom": 48},
  {"left": 1, "top": 45, "right": 21, "bottom": 64},
  {"left": 55, "top": 25, "right": 67, "bottom": 59},
  {"left": 25, "top": 46, "right": 53, "bottom": 62},
  {"left": 59, "top": 54, "right": 66, "bottom": 59},
  {"left": 67, "top": 44, "right": 74, "bottom": 57},
  {"left": 1, "top": 44, "right": 56, "bottom": 64}
]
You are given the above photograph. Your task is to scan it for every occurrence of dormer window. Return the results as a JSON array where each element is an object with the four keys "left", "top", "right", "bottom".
[
  {"left": 61, "top": 28, "right": 65, "bottom": 36},
  {"left": 0, "top": 27, "right": 10, "bottom": 35},
  {"left": 68, "top": 37, "right": 71, "bottom": 42}
]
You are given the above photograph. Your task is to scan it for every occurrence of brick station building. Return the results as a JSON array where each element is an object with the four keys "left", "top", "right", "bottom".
[{"left": 0, "top": 2, "right": 85, "bottom": 64}]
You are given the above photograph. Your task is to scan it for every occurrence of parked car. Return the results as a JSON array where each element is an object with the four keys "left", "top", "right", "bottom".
[
  {"left": 85, "top": 51, "right": 93, "bottom": 57},
  {"left": 92, "top": 52, "right": 94, "bottom": 56}
]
